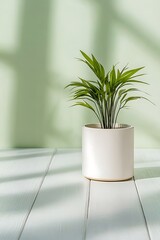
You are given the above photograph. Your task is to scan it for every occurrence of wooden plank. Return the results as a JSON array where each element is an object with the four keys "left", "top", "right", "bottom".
[
  {"left": 135, "top": 149, "right": 160, "bottom": 180},
  {"left": 20, "top": 149, "right": 89, "bottom": 240},
  {"left": 135, "top": 149, "right": 160, "bottom": 240},
  {"left": 86, "top": 180, "right": 149, "bottom": 240},
  {"left": 0, "top": 148, "right": 55, "bottom": 240}
]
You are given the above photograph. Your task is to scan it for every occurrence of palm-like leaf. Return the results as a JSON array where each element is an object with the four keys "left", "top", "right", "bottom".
[{"left": 66, "top": 51, "right": 150, "bottom": 128}]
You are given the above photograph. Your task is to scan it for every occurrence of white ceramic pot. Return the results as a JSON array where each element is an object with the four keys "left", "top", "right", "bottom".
[{"left": 82, "top": 124, "right": 134, "bottom": 181}]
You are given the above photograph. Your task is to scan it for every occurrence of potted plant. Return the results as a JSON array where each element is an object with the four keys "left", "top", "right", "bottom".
[{"left": 66, "top": 51, "right": 149, "bottom": 181}]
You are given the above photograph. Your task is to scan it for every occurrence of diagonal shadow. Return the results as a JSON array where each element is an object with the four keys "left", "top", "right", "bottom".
[
  {"left": 0, "top": 0, "right": 53, "bottom": 147},
  {"left": 0, "top": 164, "right": 81, "bottom": 183},
  {"left": 135, "top": 166, "right": 160, "bottom": 180},
  {"left": 0, "top": 150, "right": 54, "bottom": 161}
]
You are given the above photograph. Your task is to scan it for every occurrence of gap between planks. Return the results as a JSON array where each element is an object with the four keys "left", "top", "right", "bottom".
[
  {"left": 134, "top": 177, "right": 151, "bottom": 240},
  {"left": 83, "top": 179, "right": 91, "bottom": 240},
  {"left": 18, "top": 149, "right": 57, "bottom": 240}
]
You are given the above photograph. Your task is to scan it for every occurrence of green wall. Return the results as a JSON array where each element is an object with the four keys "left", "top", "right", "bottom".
[{"left": 0, "top": 0, "right": 159, "bottom": 148}]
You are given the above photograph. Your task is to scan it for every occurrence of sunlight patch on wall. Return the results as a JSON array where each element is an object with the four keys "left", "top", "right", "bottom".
[
  {"left": 48, "top": 0, "right": 97, "bottom": 79},
  {"left": 0, "top": 0, "right": 23, "bottom": 51}
]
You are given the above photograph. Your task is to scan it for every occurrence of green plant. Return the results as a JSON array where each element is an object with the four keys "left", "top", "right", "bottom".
[{"left": 66, "top": 51, "right": 149, "bottom": 129}]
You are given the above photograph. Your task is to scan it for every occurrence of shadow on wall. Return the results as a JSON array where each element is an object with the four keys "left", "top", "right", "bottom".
[
  {"left": 88, "top": 0, "right": 115, "bottom": 65},
  {"left": 0, "top": 0, "right": 85, "bottom": 148},
  {"left": 0, "top": 0, "right": 53, "bottom": 147},
  {"left": 0, "top": 0, "right": 159, "bottom": 147},
  {"left": 12, "top": 0, "right": 51, "bottom": 147},
  {"left": 81, "top": 0, "right": 160, "bottom": 145},
  {"left": 87, "top": 0, "right": 160, "bottom": 62}
]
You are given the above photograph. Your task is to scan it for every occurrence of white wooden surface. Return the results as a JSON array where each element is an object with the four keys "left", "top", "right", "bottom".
[
  {"left": 135, "top": 149, "right": 160, "bottom": 240},
  {"left": 0, "top": 148, "right": 160, "bottom": 240},
  {"left": 0, "top": 149, "right": 55, "bottom": 240},
  {"left": 86, "top": 180, "right": 149, "bottom": 240},
  {"left": 20, "top": 149, "right": 89, "bottom": 240}
]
